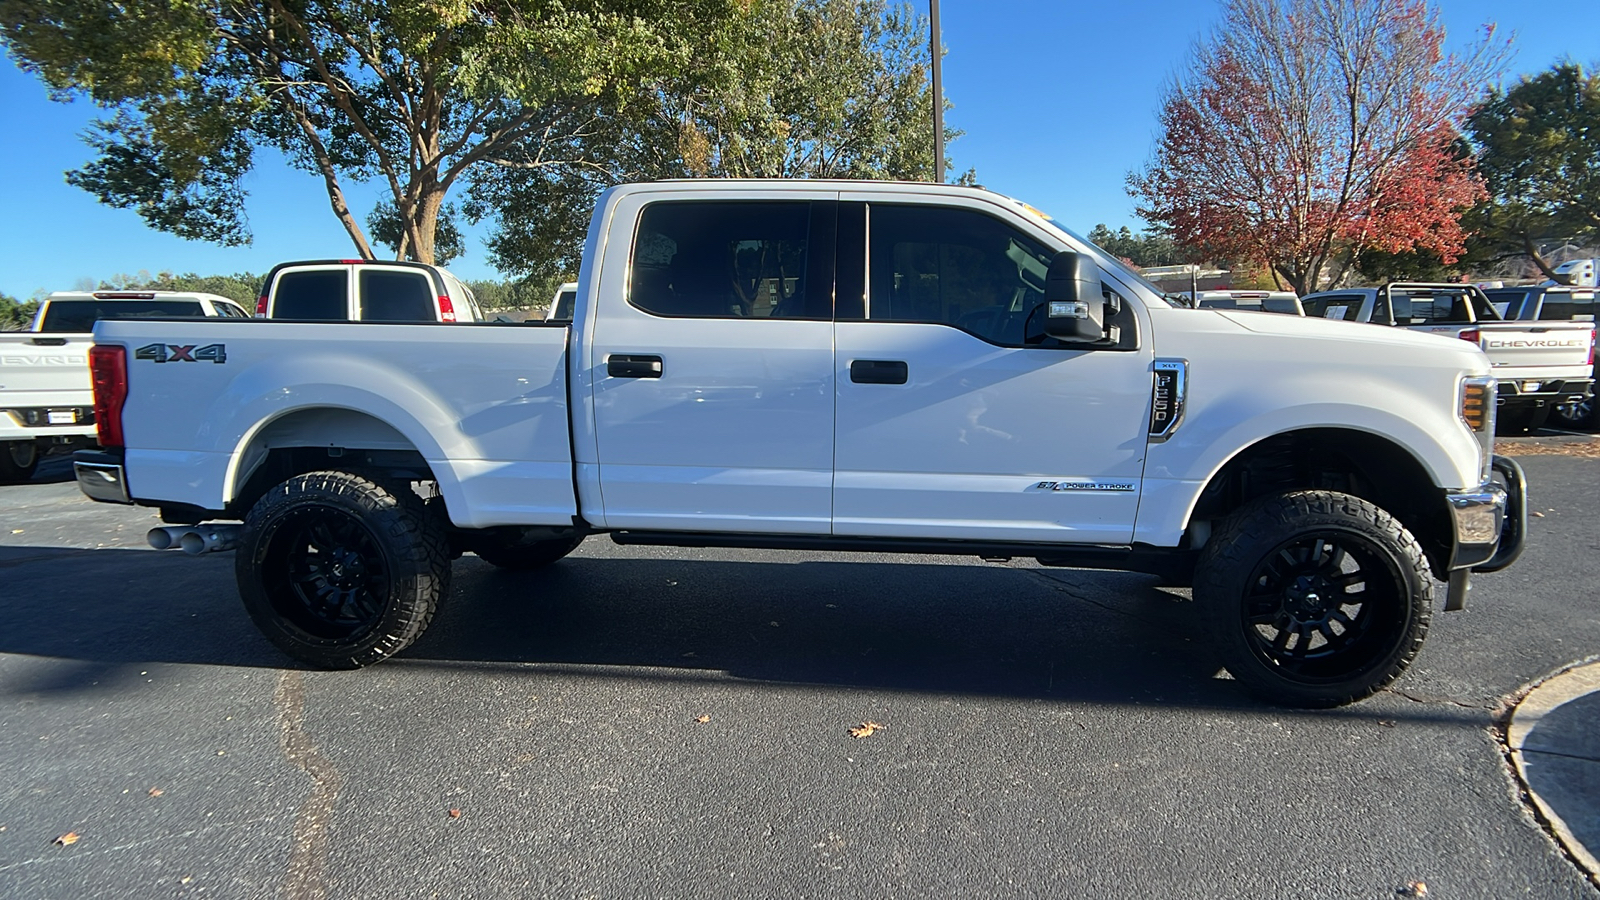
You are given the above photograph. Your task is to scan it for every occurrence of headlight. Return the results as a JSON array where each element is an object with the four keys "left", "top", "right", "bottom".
[{"left": 1460, "top": 375, "right": 1496, "bottom": 482}]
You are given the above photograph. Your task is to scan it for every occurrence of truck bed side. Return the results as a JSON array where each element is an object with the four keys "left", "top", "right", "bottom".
[{"left": 94, "top": 319, "right": 575, "bottom": 528}]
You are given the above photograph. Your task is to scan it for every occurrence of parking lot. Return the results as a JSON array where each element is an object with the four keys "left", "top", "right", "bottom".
[{"left": 2, "top": 440, "right": 1598, "bottom": 899}]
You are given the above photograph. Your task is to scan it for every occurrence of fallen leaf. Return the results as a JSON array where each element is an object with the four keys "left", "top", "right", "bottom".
[
  {"left": 1377, "top": 720, "right": 1396, "bottom": 728},
  {"left": 216, "top": 751, "right": 225, "bottom": 756},
  {"left": 1401, "top": 881, "right": 1428, "bottom": 897},
  {"left": 9, "top": 530, "right": 21, "bottom": 535},
  {"left": 1531, "top": 511, "right": 1546, "bottom": 518},
  {"left": 848, "top": 721, "right": 884, "bottom": 739},
  {"left": 694, "top": 715, "right": 710, "bottom": 724},
  {"left": 181, "top": 876, "right": 193, "bottom": 885},
  {"left": 148, "top": 788, "right": 164, "bottom": 797},
  {"left": 448, "top": 808, "right": 462, "bottom": 819},
  {"left": 54, "top": 832, "right": 80, "bottom": 846}
]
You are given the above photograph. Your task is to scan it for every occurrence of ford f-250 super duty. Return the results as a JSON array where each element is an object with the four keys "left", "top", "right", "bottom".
[{"left": 73, "top": 180, "right": 1525, "bottom": 707}]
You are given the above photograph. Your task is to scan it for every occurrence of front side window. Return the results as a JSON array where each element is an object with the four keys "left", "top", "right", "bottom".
[
  {"left": 629, "top": 201, "right": 823, "bottom": 319},
  {"left": 359, "top": 270, "right": 436, "bottom": 322},
  {"left": 273, "top": 271, "right": 348, "bottom": 320},
  {"left": 865, "top": 204, "right": 1053, "bottom": 346}
]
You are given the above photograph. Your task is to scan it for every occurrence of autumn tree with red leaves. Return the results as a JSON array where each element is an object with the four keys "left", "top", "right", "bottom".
[{"left": 1129, "top": 0, "right": 1507, "bottom": 294}]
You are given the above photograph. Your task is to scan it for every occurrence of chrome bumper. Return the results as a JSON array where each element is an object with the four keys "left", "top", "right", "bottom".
[
  {"left": 74, "top": 450, "right": 131, "bottom": 505},
  {"left": 1443, "top": 455, "right": 1527, "bottom": 610}
]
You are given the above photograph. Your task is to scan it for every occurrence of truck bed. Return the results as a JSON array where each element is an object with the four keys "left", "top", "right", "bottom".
[{"left": 94, "top": 319, "right": 576, "bottom": 528}]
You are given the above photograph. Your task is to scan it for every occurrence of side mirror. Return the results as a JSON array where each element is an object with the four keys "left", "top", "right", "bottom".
[{"left": 1041, "top": 250, "right": 1106, "bottom": 343}]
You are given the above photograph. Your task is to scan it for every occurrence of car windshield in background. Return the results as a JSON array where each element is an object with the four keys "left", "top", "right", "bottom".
[
  {"left": 38, "top": 300, "right": 206, "bottom": 333},
  {"left": 1389, "top": 289, "right": 1496, "bottom": 325}
]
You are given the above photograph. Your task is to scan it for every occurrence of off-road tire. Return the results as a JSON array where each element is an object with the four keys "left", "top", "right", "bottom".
[
  {"left": 1195, "top": 490, "right": 1432, "bottom": 708},
  {"left": 1550, "top": 389, "right": 1599, "bottom": 431},
  {"left": 0, "top": 440, "right": 39, "bottom": 484},
  {"left": 236, "top": 470, "right": 450, "bottom": 669},
  {"left": 473, "top": 535, "right": 584, "bottom": 570}
]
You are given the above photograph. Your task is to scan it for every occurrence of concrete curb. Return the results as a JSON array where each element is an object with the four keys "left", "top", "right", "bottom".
[{"left": 1506, "top": 659, "right": 1600, "bottom": 887}]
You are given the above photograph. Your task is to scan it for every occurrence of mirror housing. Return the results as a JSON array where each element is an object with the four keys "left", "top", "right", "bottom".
[{"left": 1042, "top": 250, "right": 1106, "bottom": 343}]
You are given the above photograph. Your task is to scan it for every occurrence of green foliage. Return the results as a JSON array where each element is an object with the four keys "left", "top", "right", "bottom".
[
  {"left": 1086, "top": 225, "right": 1183, "bottom": 268},
  {"left": 0, "top": 293, "right": 41, "bottom": 331},
  {"left": 1467, "top": 61, "right": 1600, "bottom": 276},
  {"left": 469, "top": 0, "right": 957, "bottom": 276},
  {"left": 95, "top": 271, "right": 263, "bottom": 306},
  {"left": 1353, "top": 247, "right": 1468, "bottom": 284},
  {"left": 368, "top": 201, "right": 465, "bottom": 267},
  {"left": 464, "top": 275, "right": 569, "bottom": 313}
]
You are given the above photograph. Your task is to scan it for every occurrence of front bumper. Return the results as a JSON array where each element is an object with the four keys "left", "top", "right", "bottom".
[
  {"left": 1447, "top": 454, "right": 1526, "bottom": 574},
  {"left": 74, "top": 449, "right": 131, "bottom": 505}
]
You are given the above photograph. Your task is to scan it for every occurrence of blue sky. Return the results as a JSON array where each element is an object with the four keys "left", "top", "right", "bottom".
[{"left": 2, "top": 0, "right": 1597, "bottom": 298}]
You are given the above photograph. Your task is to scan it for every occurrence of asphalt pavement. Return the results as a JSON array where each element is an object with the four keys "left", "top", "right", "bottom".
[{"left": 1, "top": 444, "right": 1598, "bottom": 898}]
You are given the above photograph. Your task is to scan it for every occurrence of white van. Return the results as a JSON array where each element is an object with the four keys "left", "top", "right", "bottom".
[{"left": 257, "top": 260, "right": 484, "bottom": 323}]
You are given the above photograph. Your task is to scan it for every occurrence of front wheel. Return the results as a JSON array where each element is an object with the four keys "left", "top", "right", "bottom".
[
  {"left": 1195, "top": 491, "right": 1432, "bottom": 708},
  {"left": 236, "top": 470, "right": 451, "bottom": 669},
  {"left": 0, "top": 440, "right": 39, "bottom": 484}
]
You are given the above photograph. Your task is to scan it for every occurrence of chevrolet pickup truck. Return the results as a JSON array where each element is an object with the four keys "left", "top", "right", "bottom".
[
  {"left": 0, "top": 291, "right": 249, "bottom": 482},
  {"left": 1300, "top": 283, "right": 1595, "bottom": 434},
  {"left": 1485, "top": 284, "right": 1598, "bottom": 430},
  {"left": 74, "top": 180, "right": 1525, "bottom": 708}
]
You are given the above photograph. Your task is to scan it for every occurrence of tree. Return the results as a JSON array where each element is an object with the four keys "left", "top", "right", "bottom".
[
  {"left": 1129, "top": 0, "right": 1505, "bottom": 294},
  {"left": 1086, "top": 224, "right": 1184, "bottom": 268},
  {"left": 0, "top": 293, "right": 40, "bottom": 331},
  {"left": 1466, "top": 62, "right": 1600, "bottom": 278},
  {"left": 472, "top": 0, "right": 958, "bottom": 277},
  {"left": 1, "top": 0, "right": 736, "bottom": 264},
  {"left": 93, "top": 271, "right": 263, "bottom": 306}
]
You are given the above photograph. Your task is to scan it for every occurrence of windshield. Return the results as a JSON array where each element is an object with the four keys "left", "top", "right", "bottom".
[{"left": 39, "top": 300, "right": 206, "bottom": 333}]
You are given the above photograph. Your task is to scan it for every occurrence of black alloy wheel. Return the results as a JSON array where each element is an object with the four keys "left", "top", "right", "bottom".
[
  {"left": 263, "top": 507, "right": 390, "bottom": 641},
  {"left": 1196, "top": 491, "right": 1431, "bottom": 707},
  {"left": 1550, "top": 390, "right": 1599, "bottom": 431},
  {"left": 0, "top": 440, "right": 39, "bottom": 484}
]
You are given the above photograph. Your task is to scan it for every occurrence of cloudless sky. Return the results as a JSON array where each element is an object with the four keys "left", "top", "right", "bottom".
[{"left": 2, "top": 0, "right": 1597, "bottom": 298}]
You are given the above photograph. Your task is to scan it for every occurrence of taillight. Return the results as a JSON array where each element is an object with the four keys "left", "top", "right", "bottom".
[
  {"left": 89, "top": 345, "right": 128, "bottom": 448},
  {"left": 437, "top": 295, "right": 457, "bottom": 323},
  {"left": 1588, "top": 328, "right": 1596, "bottom": 366},
  {"left": 1459, "top": 329, "right": 1480, "bottom": 344},
  {"left": 255, "top": 295, "right": 269, "bottom": 317}
]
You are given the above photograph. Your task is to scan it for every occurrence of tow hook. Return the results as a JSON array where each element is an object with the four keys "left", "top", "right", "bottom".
[{"left": 147, "top": 524, "right": 242, "bottom": 555}]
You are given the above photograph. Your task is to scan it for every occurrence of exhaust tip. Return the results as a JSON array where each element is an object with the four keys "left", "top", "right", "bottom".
[
  {"left": 147, "top": 527, "right": 179, "bottom": 550},
  {"left": 179, "top": 532, "right": 206, "bottom": 555}
]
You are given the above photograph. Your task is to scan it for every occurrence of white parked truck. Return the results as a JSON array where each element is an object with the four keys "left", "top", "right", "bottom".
[
  {"left": 1301, "top": 283, "right": 1594, "bottom": 434},
  {"left": 75, "top": 180, "right": 1525, "bottom": 707},
  {"left": 0, "top": 290, "right": 249, "bottom": 482}
]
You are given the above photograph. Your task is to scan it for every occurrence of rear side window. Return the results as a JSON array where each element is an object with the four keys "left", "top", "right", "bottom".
[
  {"left": 629, "top": 201, "right": 826, "bottom": 319},
  {"left": 552, "top": 289, "right": 576, "bottom": 321},
  {"left": 273, "top": 271, "right": 348, "bottom": 320},
  {"left": 1302, "top": 295, "right": 1364, "bottom": 321},
  {"left": 359, "top": 270, "right": 436, "bottom": 322},
  {"left": 1386, "top": 290, "right": 1492, "bottom": 325},
  {"left": 38, "top": 300, "right": 205, "bottom": 332}
]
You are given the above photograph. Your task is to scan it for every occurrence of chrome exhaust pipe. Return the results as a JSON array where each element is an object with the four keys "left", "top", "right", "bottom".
[
  {"left": 179, "top": 525, "right": 241, "bottom": 556},
  {"left": 147, "top": 524, "right": 242, "bottom": 555},
  {"left": 147, "top": 525, "right": 191, "bottom": 551}
]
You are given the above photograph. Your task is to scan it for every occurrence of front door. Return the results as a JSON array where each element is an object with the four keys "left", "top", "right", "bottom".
[
  {"left": 832, "top": 199, "right": 1154, "bottom": 544},
  {"left": 589, "top": 192, "right": 839, "bottom": 533}
]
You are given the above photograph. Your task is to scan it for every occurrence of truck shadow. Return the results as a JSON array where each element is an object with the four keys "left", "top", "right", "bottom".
[{"left": 0, "top": 543, "right": 1471, "bottom": 720}]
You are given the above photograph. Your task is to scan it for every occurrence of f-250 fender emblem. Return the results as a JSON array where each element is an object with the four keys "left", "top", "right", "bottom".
[{"left": 135, "top": 343, "right": 227, "bottom": 364}]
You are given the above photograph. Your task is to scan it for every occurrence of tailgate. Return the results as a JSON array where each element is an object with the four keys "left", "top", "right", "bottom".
[
  {"left": 1477, "top": 322, "right": 1595, "bottom": 373},
  {"left": 0, "top": 334, "right": 94, "bottom": 403}
]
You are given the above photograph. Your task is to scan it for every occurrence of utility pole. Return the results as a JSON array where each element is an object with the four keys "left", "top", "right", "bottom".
[{"left": 930, "top": 0, "right": 944, "bottom": 183}]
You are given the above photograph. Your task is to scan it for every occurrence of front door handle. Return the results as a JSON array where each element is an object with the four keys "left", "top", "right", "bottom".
[
  {"left": 850, "top": 359, "right": 908, "bottom": 384},
  {"left": 607, "top": 354, "right": 663, "bottom": 378}
]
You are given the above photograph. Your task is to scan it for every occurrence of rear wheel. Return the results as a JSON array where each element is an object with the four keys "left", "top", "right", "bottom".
[
  {"left": 236, "top": 470, "right": 450, "bottom": 668},
  {"left": 1195, "top": 491, "right": 1431, "bottom": 708},
  {"left": 1550, "top": 389, "right": 1599, "bottom": 431},
  {"left": 0, "top": 440, "right": 39, "bottom": 484}
]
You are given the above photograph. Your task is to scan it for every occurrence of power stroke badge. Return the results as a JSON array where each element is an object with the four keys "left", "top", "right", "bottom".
[{"left": 1027, "top": 480, "right": 1137, "bottom": 493}]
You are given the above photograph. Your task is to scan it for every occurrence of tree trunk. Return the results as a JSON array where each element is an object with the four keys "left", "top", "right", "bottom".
[
  {"left": 411, "top": 189, "right": 444, "bottom": 265},
  {"left": 1520, "top": 231, "right": 1560, "bottom": 281}
]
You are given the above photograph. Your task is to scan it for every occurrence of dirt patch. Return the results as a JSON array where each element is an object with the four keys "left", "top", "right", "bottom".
[{"left": 1497, "top": 435, "right": 1600, "bottom": 458}]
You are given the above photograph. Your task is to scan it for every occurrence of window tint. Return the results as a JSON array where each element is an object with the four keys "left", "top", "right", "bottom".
[
  {"left": 359, "top": 270, "right": 436, "bottom": 322},
  {"left": 865, "top": 204, "right": 1053, "bottom": 345},
  {"left": 1302, "top": 295, "right": 1365, "bottom": 321},
  {"left": 1538, "top": 292, "right": 1596, "bottom": 322},
  {"left": 1484, "top": 290, "right": 1530, "bottom": 319},
  {"left": 38, "top": 300, "right": 205, "bottom": 332},
  {"left": 629, "top": 201, "right": 823, "bottom": 319},
  {"left": 552, "top": 289, "right": 576, "bottom": 321},
  {"left": 1385, "top": 289, "right": 1491, "bottom": 325},
  {"left": 273, "top": 271, "right": 348, "bottom": 320}
]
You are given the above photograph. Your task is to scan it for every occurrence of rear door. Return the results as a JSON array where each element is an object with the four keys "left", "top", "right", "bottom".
[
  {"left": 588, "top": 190, "right": 839, "bottom": 533},
  {"left": 831, "top": 196, "right": 1154, "bottom": 544}
]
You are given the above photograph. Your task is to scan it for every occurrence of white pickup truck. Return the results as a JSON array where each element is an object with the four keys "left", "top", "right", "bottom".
[
  {"left": 74, "top": 180, "right": 1525, "bottom": 707},
  {"left": 1300, "top": 283, "right": 1595, "bottom": 433},
  {"left": 0, "top": 290, "right": 250, "bottom": 482}
]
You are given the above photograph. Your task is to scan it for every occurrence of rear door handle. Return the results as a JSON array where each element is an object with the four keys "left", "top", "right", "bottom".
[
  {"left": 607, "top": 354, "right": 663, "bottom": 378},
  {"left": 850, "top": 359, "right": 908, "bottom": 384}
]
